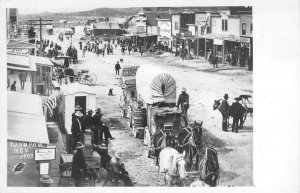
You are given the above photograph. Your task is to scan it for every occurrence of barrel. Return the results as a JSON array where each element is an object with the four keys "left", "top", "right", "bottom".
[{"left": 132, "top": 107, "right": 147, "bottom": 127}]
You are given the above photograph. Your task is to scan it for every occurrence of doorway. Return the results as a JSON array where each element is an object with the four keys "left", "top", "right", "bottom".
[{"left": 75, "top": 96, "right": 86, "bottom": 114}]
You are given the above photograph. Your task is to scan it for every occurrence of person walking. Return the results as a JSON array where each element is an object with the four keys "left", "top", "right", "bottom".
[
  {"left": 177, "top": 87, "right": 189, "bottom": 126},
  {"left": 71, "top": 110, "right": 84, "bottom": 148},
  {"left": 128, "top": 46, "right": 131, "bottom": 55},
  {"left": 115, "top": 61, "right": 121, "bottom": 76},
  {"left": 10, "top": 81, "right": 17, "bottom": 91},
  {"left": 220, "top": 94, "right": 230, "bottom": 132},
  {"left": 71, "top": 142, "right": 86, "bottom": 187},
  {"left": 213, "top": 55, "right": 218, "bottom": 68},
  {"left": 109, "top": 152, "right": 134, "bottom": 186},
  {"left": 19, "top": 72, "right": 26, "bottom": 90},
  {"left": 230, "top": 97, "right": 244, "bottom": 133},
  {"left": 82, "top": 48, "right": 86, "bottom": 58}
]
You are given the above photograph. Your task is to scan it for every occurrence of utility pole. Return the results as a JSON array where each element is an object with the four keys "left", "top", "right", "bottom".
[{"left": 28, "top": 18, "right": 52, "bottom": 55}]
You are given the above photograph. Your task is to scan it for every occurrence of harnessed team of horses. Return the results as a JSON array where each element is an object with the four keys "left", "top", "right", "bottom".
[{"left": 152, "top": 121, "right": 219, "bottom": 186}]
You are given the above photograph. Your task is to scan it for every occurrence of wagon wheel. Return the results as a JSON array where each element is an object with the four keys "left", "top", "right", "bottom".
[
  {"left": 78, "top": 74, "right": 85, "bottom": 84},
  {"left": 89, "top": 73, "right": 97, "bottom": 84}
]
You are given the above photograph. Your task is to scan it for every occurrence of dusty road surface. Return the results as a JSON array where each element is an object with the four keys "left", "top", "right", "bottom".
[{"left": 55, "top": 34, "right": 253, "bottom": 186}]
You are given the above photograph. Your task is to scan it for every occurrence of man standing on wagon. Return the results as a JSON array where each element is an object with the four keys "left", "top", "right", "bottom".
[{"left": 177, "top": 87, "right": 189, "bottom": 126}]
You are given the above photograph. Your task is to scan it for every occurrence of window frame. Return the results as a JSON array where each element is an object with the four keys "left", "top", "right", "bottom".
[{"left": 242, "top": 23, "right": 246, "bottom": 35}]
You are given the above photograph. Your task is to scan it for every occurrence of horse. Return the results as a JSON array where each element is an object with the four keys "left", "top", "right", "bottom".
[
  {"left": 152, "top": 130, "right": 167, "bottom": 166},
  {"left": 198, "top": 147, "right": 219, "bottom": 187},
  {"left": 177, "top": 121, "right": 203, "bottom": 171},
  {"left": 213, "top": 99, "right": 247, "bottom": 129},
  {"left": 159, "top": 147, "right": 187, "bottom": 186}
]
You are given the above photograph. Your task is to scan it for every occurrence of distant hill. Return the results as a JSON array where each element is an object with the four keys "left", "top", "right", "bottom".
[
  {"left": 19, "top": 7, "right": 140, "bottom": 22},
  {"left": 19, "top": 6, "right": 251, "bottom": 23}
]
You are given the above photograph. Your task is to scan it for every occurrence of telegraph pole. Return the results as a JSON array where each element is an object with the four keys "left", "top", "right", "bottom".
[{"left": 28, "top": 18, "right": 52, "bottom": 55}]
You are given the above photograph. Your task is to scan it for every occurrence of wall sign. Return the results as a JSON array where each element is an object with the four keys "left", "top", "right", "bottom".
[
  {"left": 7, "top": 48, "right": 30, "bottom": 56},
  {"left": 240, "top": 37, "right": 251, "bottom": 43},
  {"left": 34, "top": 148, "right": 56, "bottom": 161}
]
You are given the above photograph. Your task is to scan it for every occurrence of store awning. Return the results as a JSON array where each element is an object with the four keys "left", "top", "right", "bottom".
[
  {"left": 137, "top": 33, "right": 156, "bottom": 38},
  {"left": 159, "top": 36, "right": 171, "bottom": 41},
  {"left": 7, "top": 54, "right": 37, "bottom": 71},
  {"left": 31, "top": 56, "right": 53, "bottom": 66},
  {"left": 7, "top": 91, "right": 49, "bottom": 144},
  {"left": 198, "top": 33, "right": 241, "bottom": 42},
  {"left": 7, "top": 40, "right": 36, "bottom": 49},
  {"left": 122, "top": 34, "right": 134, "bottom": 37}
]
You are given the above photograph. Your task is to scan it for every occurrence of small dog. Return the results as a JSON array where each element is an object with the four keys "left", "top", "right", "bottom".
[
  {"left": 239, "top": 95, "right": 252, "bottom": 103},
  {"left": 120, "top": 58, "right": 123, "bottom": 62},
  {"left": 108, "top": 88, "right": 113, "bottom": 96}
]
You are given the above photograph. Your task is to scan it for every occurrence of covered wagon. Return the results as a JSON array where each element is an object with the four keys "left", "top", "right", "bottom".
[{"left": 134, "top": 65, "right": 183, "bottom": 142}]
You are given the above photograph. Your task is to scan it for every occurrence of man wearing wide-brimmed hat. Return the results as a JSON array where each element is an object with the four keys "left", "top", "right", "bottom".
[
  {"left": 177, "top": 87, "right": 190, "bottom": 126},
  {"left": 109, "top": 151, "right": 134, "bottom": 186},
  {"left": 71, "top": 110, "right": 84, "bottom": 148},
  {"left": 92, "top": 108, "right": 115, "bottom": 145},
  {"left": 220, "top": 94, "right": 230, "bottom": 132},
  {"left": 71, "top": 142, "right": 86, "bottom": 187},
  {"left": 230, "top": 97, "right": 244, "bottom": 133},
  {"left": 94, "top": 142, "right": 111, "bottom": 168}
]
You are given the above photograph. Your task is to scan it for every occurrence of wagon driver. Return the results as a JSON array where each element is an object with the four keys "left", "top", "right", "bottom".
[{"left": 177, "top": 87, "right": 189, "bottom": 126}]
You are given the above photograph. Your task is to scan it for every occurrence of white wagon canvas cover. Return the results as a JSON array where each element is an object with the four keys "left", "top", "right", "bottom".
[{"left": 136, "top": 65, "right": 176, "bottom": 104}]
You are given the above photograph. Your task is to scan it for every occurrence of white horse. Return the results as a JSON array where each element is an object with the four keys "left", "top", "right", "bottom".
[{"left": 159, "top": 147, "right": 187, "bottom": 186}]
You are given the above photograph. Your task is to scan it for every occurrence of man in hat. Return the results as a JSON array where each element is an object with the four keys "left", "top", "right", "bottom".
[
  {"left": 177, "top": 87, "right": 190, "bottom": 126},
  {"left": 110, "top": 151, "right": 134, "bottom": 186},
  {"left": 92, "top": 108, "right": 115, "bottom": 145},
  {"left": 71, "top": 110, "right": 84, "bottom": 147},
  {"left": 230, "top": 97, "right": 244, "bottom": 133},
  {"left": 71, "top": 142, "right": 86, "bottom": 187},
  {"left": 220, "top": 94, "right": 230, "bottom": 132},
  {"left": 83, "top": 109, "right": 93, "bottom": 131},
  {"left": 115, "top": 61, "right": 121, "bottom": 76},
  {"left": 94, "top": 142, "right": 111, "bottom": 168}
]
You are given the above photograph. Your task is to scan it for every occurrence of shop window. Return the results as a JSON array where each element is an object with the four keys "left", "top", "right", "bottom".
[
  {"left": 222, "top": 19, "right": 228, "bottom": 31},
  {"left": 242, "top": 23, "right": 246, "bottom": 35}
]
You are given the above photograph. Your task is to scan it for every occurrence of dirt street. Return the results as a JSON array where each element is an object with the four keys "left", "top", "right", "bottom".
[{"left": 54, "top": 34, "right": 253, "bottom": 186}]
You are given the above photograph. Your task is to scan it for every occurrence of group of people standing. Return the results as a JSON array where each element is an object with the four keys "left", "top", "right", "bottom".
[
  {"left": 71, "top": 105, "right": 115, "bottom": 149},
  {"left": 220, "top": 94, "right": 246, "bottom": 133},
  {"left": 70, "top": 105, "right": 135, "bottom": 187},
  {"left": 80, "top": 41, "right": 116, "bottom": 58}
]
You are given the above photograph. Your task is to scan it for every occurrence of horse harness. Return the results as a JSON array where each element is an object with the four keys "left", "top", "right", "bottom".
[
  {"left": 199, "top": 150, "right": 219, "bottom": 185},
  {"left": 177, "top": 125, "right": 202, "bottom": 158},
  {"left": 153, "top": 130, "right": 167, "bottom": 150},
  {"left": 168, "top": 155, "right": 185, "bottom": 177}
]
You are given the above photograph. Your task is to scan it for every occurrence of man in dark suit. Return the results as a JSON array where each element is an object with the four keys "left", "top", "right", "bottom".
[
  {"left": 92, "top": 108, "right": 115, "bottom": 146},
  {"left": 83, "top": 109, "right": 93, "bottom": 131},
  {"left": 177, "top": 87, "right": 189, "bottom": 126},
  {"left": 220, "top": 94, "right": 230, "bottom": 132},
  {"left": 230, "top": 97, "right": 244, "bottom": 133},
  {"left": 71, "top": 142, "right": 86, "bottom": 187},
  {"left": 71, "top": 111, "right": 84, "bottom": 147}
]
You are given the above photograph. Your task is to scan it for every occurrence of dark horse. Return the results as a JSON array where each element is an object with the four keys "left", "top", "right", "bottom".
[
  {"left": 177, "top": 121, "right": 203, "bottom": 170},
  {"left": 152, "top": 130, "right": 167, "bottom": 166},
  {"left": 198, "top": 147, "right": 219, "bottom": 187},
  {"left": 213, "top": 99, "right": 248, "bottom": 129}
]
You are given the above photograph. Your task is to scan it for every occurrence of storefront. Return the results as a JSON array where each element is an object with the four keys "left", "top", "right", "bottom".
[
  {"left": 7, "top": 91, "right": 50, "bottom": 187},
  {"left": 240, "top": 36, "right": 252, "bottom": 66},
  {"left": 33, "top": 56, "right": 54, "bottom": 96},
  {"left": 7, "top": 54, "right": 37, "bottom": 94}
]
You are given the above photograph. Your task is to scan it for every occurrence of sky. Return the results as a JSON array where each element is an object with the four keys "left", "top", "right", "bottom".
[{"left": 3, "top": 0, "right": 253, "bottom": 14}]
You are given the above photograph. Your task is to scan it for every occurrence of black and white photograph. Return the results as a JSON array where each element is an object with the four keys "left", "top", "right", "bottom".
[{"left": 1, "top": 0, "right": 299, "bottom": 192}]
